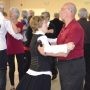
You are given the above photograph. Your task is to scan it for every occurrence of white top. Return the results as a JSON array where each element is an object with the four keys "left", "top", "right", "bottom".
[
  {"left": 0, "top": 12, "right": 23, "bottom": 50},
  {"left": 27, "top": 30, "right": 68, "bottom": 77},
  {"left": 37, "top": 31, "right": 67, "bottom": 54},
  {"left": 26, "top": 69, "right": 52, "bottom": 77}
]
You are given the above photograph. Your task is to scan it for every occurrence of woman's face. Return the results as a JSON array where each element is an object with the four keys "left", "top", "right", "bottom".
[
  {"left": 42, "top": 20, "right": 48, "bottom": 33},
  {"left": 9, "top": 11, "right": 17, "bottom": 20}
]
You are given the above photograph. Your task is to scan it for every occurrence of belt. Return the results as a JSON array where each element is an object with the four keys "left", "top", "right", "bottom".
[{"left": 58, "top": 57, "right": 84, "bottom": 62}]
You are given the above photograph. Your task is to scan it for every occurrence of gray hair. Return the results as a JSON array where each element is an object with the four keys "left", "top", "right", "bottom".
[
  {"left": 10, "top": 7, "right": 20, "bottom": 19},
  {"left": 78, "top": 8, "right": 88, "bottom": 19},
  {"left": 65, "top": 2, "right": 77, "bottom": 15},
  {"left": 21, "top": 10, "right": 28, "bottom": 18}
]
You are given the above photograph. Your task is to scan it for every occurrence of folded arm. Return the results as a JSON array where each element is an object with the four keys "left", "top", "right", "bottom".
[
  {"left": 4, "top": 20, "right": 23, "bottom": 40},
  {"left": 38, "top": 42, "right": 75, "bottom": 57},
  {"left": 37, "top": 36, "right": 75, "bottom": 57}
]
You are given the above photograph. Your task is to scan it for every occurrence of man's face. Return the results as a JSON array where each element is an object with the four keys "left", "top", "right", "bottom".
[{"left": 60, "top": 5, "right": 69, "bottom": 22}]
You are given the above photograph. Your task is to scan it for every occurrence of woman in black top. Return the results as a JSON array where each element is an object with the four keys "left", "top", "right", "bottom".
[{"left": 16, "top": 16, "right": 74, "bottom": 90}]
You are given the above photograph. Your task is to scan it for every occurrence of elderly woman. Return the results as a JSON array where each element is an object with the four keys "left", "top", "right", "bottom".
[{"left": 7, "top": 7, "right": 26, "bottom": 90}]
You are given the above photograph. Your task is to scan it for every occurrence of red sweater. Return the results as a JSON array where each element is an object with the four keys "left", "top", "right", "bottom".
[
  {"left": 7, "top": 22, "right": 24, "bottom": 55},
  {"left": 57, "top": 19, "right": 84, "bottom": 60}
]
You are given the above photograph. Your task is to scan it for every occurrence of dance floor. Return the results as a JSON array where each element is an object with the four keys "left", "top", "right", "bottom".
[{"left": 6, "top": 60, "right": 61, "bottom": 90}]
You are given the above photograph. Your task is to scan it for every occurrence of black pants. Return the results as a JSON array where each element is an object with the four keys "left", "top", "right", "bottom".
[
  {"left": 24, "top": 50, "right": 31, "bottom": 72},
  {"left": 7, "top": 53, "right": 26, "bottom": 86},
  {"left": 51, "top": 57, "right": 58, "bottom": 80},
  {"left": 84, "top": 44, "right": 90, "bottom": 90},
  {"left": 0, "top": 50, "right": 7, "bottom": 90},
  {"left": 58, "top": 57, "right": 85, "bottom": 90}
]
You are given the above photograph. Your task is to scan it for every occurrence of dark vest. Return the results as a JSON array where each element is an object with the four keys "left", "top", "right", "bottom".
[{"left": 30, "top": 34, "right": 54, "bottom": 71}]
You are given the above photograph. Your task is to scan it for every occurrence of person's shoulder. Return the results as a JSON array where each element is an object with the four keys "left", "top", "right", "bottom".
[
  {"left": 72, "top": 20, "right": 81, "bottom": 27},
  {"left": 70, "top": 21, "right": 83, "bottom": 31},
  {"left": 75, "top": 21, "right": 84, "bottom": 32},
  {"left": 37, "top": 35, "right": 47, "bottom": 41},
  {"left": 3, "top": 18, "right": 10, "bottom": 23},
  {"left": 2, "top": 19, "right": 11, "bottom": 26}
]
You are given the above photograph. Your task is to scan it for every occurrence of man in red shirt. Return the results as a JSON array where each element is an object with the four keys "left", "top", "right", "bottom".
[{"left": 57, "top": 2, "right": 85, "bottom": 90}]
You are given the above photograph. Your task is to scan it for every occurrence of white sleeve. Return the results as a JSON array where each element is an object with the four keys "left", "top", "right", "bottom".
[
  {"left": 37, "top": 35, "right": 67, "bottom": 53},
  {"left": 44, "top": 44, "right": 67, "bottom": 53},
  {"left": 4, "top": 20, "right": 23, "bottom": 40},
  {"left": 37, "top": 35, "right": 50, "bottom": 46},
  {"left": 48, "top": 38, "right": 57, "bottom": 45}
]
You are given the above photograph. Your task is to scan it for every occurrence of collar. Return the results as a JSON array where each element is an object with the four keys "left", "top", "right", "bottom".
[
  {"left": 35, "top": 30, "right": 45, "bottom": 35},
  {"left": 63, "top": 19, "right": 76, "bottom": 29}
]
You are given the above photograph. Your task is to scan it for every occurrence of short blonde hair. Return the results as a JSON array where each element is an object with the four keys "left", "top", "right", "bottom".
[{"left": 30, "top": 16, "right": 45, "bottom": 33}]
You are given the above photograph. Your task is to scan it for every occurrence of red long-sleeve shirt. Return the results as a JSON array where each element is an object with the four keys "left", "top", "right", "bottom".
[{"left": 57, "top": 19, "right": 84, "bottom": 60}]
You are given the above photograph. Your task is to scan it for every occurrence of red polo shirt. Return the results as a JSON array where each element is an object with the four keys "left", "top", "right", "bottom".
[{"left": 57, "top": 19, "right": 84, "bottom": 60}]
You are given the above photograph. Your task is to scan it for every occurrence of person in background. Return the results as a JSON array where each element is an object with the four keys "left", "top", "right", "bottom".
[
  {"left": 78, "top": 8, "right": 90, "bottom": 90},
  {"left": 0, "top": 3, "right": 23, "bottom": 90},
  {"left": 88, "top": 14, "right": 90, "bottom": 22},
  {"left": 21, "top": 10, "right": 28, "bottom": 26},
  {"left": 49, "top": 12, "right": 64, "bottom": 37},
  {"left": 28, "top": 10, "right": 34, "bottom": 23},
  {"left": 16, "top": 16, "right": 75, "bottom": 90},
  {"left": 21, "top": 10, "right": 28, "bottom": 44},
  {"left": 49, "top": 12, "right": 64, "bottom": 80},
  {"left": 7, "top": 7, "right": 26, "bottom": 90},
  {"left": 21, "top": 10, "right": 33, "bottom": 72},
  {"left": 24, "top": 18, "right": 33, "bottom": 71},
  {"left": 41, "top": 11, "right": 58, "bottom": 80},
  {"left": 41, "top": 11, "right": 54, "bottom": 37},
  {"left": 28, "top": 10, "right": 34, "bottom": 17},
  {"left": 56, "top": 2, "right": 85, "bottom": 90}
]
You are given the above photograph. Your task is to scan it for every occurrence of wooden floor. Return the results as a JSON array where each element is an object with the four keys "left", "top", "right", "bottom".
[{"left": 6, "top": 60, "right": 61, "bottom": 90}]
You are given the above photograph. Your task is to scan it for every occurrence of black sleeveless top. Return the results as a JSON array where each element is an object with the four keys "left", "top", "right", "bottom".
[{"left": 30, "top": 34, "right": 54, "bottom": 71}]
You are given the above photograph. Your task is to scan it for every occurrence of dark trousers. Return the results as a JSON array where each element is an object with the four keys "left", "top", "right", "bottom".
[
  {"left": 84, "top": 44, "right": 90, "bottom": 90},
  {"left": 24, "top": 50, "right": 31, "bottom": 72},
  {"left": 0, "top": 50, "right": 7, "bottom": 90},
  {"left": 8, "top": 53, "right": 25, "bottom": 86},
  {"left": 51, "top": 57, "right": 58, "bottom": 80},
  {"left": 58, "top": 57, "right": 85, "bottom": 90}
]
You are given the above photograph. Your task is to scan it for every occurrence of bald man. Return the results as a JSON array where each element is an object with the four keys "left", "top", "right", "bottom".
[{"left": 57, "top": 2, "right": 85, "bottom": 90}]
